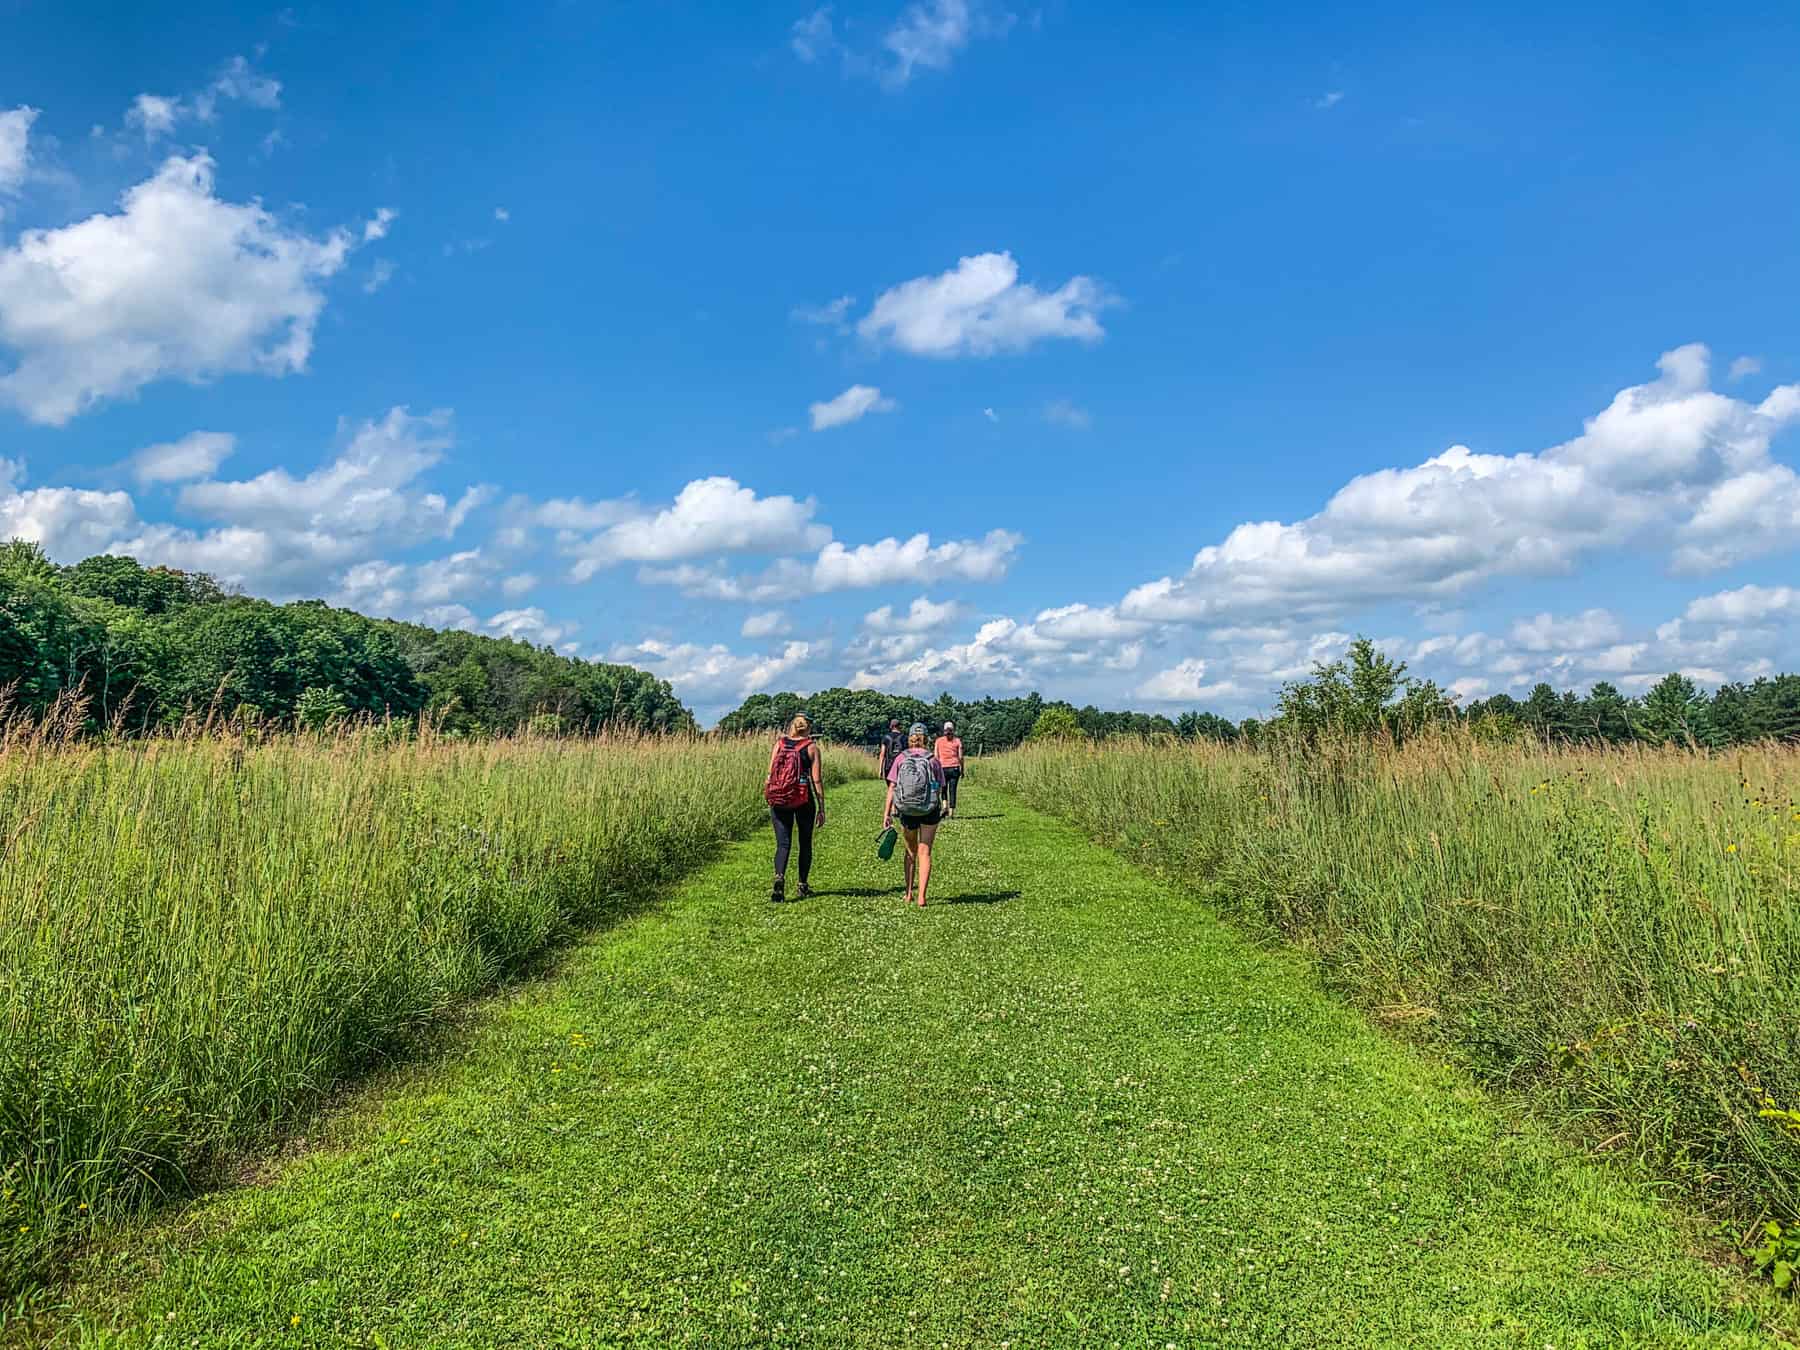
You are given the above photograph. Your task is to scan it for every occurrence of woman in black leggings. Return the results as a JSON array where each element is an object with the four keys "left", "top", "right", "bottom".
[{"left": 767, "top": 712, "right": 825, "bottom": 901}]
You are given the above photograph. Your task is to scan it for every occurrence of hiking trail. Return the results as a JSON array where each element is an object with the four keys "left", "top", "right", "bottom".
[{"left": 40, "top": 780, "right": 1783, "bottom": 1346}]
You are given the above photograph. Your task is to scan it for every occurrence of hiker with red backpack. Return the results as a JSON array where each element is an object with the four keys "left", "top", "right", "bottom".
[
  {"left": 764, "top": 712, "right": 825, "bottom": 902},
  {"left": 883, "top": 722, "right": 946, "bottom": 908}
]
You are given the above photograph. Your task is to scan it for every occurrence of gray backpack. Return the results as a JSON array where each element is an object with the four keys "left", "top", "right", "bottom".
[{"left": 892, "top": 752, "right": 939, "bottom": 816}]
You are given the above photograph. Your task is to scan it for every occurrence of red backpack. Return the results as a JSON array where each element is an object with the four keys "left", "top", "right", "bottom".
[{"left": 764, "top": 736, "right": 813, "bottom": 809}]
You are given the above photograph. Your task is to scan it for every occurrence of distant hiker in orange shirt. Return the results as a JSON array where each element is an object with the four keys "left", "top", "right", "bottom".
[{"left": 934, "top": 721, "right": 964, "bottom": 820}]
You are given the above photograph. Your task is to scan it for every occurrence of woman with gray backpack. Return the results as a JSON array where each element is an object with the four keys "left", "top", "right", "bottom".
[{"left": 882, "top": 722, "right": 946, "bottom": 907}]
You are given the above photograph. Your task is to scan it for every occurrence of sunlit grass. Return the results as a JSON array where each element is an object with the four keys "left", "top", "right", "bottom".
[
  {"left": 0, "top": 717, "right": 868, "bottom": 1294},
  {"left": 984, "top": 733, "right": 1800, "bottom": 1222},
  {"left": 31, "top": 781, "right": 1793, "bottom": 1346}
]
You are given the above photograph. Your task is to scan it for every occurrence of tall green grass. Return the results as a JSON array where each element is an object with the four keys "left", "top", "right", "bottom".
[
  {"left": 984, "top": 734, "right": 1800, "bottom": 1223},
  {"left": 0, "top": 719, "right": 866, "bottom": 1294}
]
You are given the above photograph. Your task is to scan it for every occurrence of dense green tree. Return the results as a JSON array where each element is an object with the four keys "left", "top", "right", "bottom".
[
  {"left": 1176, "top": 711, "right": 1240, "bottom": 743},
  {"left": 0, "top": 543, "right": 694, "bottom": 735},
  {"left": 1744, "top": 675, "right": 1800, "bottom": 741},
  {"left": 1028, "top": 705, "right": 1086, "bottom": 741},
  {"left": 1522, "top": 683, "right": 1563, "bottom": 739},
  {"left": 1586, "top": 681, "right": 1636, "bottom": 743},
  {"left": 1707, "top": 681, "right": 1754, "bottom": 746},
  {"left": 1274, "top": 637, "right": 1453, "bottom": 743},
  {"left": 1639, "top": 673, "right": 1711, "bottom": 747},
  {"left": 0, "top": 539, "right": 60, "bottom": 584}
]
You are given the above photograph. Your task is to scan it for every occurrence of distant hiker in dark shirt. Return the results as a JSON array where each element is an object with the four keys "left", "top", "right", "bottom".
[
  {"left": 764, "top": 713, "right": 825, "bottom": 903},
  {"left": 877, "top": 718, "right": 907, "bottom": 780}
]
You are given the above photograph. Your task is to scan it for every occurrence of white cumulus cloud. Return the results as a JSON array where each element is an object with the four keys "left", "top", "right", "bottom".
[
  {"left": 640, "top": 527, "right": 1022, "bottom": 602},
  {"left": 881, "top": 0, "right": 1014, "bottom": 88},
  {"left": 362, "top": 207, "right": 398, "bottom": 243},
  {"left": 615, "top": 637, "right": 820, "bottom": 701},
  {"left": 1137, "top": 658, "right": 1241, "bottom": 704},
  {"left": 487, "top": 607, "right": 577, "bottom": 646},
  {"left": 792, "top": 0, "right": 1011, "bottom": 88},
  {"left": 0, "top": 154, "right": 357, "bottom": 424},
  {"left": 1120, "top": 346, "right": 1800, "bottom": 627},
  {"left": 124, "top": 54, "right": 281, "bottom": 140},
  {"left": 858, "top": 251, "right": 1112, "bottom": 357},
  {"left": 131, "top": 430, "right": 236, "bottom": 485},
  {"left": 812, "top": 529, "right": 1020, "bottom": 590},
  {"left": 1681, "top": 583, "right": 1800, "bottom": 626},
  {"left": 741, "top": 609, "right": 792, "bottom": 638},
  {"left": 863, "top": 595, "right": 961, "bottom": 632},
  {"left": 809, "top": 383, "right": 897, "bottom": 431},
  {"left": 0, "top": 106, "right": 38, "bottom": 194},
  {"left": 563, "top": 477, "right": 831, "bottom": 581},
  {"left": 790, "top": 7, "right": 838, "bottom": 63},
  {"left": 1, "top": 408, "right": 490, "bottom": 600}
]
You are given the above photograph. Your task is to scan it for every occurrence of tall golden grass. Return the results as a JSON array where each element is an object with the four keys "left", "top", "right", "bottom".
[
  {"left": 0, "top": 709, "right": 868, "bottom": 1294},
  {"left": 985, "top": 732, "right": 1800, "bottom": 1223}
]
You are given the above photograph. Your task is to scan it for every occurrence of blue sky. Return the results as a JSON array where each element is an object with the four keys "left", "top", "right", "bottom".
[{"left": 3, "top": 1, "right": 1798, "bottom": 723}]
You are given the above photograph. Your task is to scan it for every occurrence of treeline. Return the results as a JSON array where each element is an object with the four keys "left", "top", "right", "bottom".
[
  {"left": 0, "top": 541, "right": 695, "bottom": 735},
  {"left": 1463, "top": 673, "right": 1800, "bottom": 746},
  {"left": 1266, "top": 638, "right": 1800, "bottom": 746},
  {"left": 718, "top": 687, "right": 1190, "bottom": 751},
  {"left": 721, "top": 637, "right": 1800, "bottom": 750}
]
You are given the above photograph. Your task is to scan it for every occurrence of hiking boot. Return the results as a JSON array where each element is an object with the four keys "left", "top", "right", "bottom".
[
  {"left": 770, "top": 877, "right": 785, "bottom": 903},
  {"left": 796, "top": 882, "right": 813, "bottom": 900}
]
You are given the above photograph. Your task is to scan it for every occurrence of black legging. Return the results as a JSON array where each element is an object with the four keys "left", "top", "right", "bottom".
[
  {"left": 770, "top": 799, "right": 816, "bottom": 883},
  {"left": 943, "top": 767, "right": 962, "bottom": 810}
]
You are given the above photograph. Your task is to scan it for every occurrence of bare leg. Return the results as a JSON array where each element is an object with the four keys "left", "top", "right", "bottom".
[
  {"left": 915, "top": 820, "right": 937, "bottom": 906},
  {"left": 903, "top": 829, "right": 918, "bottom": 902}
]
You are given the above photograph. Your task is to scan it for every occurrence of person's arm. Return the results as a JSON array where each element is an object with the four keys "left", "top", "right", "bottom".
[{"left": 810, "top": 741, "right": 825, "bottom": 824}]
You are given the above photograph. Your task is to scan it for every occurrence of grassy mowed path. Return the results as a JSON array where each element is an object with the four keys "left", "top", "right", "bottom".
[{"left": 39, "top": 781, "right": 1787, "bottom": 1347}]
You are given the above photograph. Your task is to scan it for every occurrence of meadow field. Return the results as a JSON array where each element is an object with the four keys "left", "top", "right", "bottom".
[
  {"left": 0, "top": 720, "right": 868, "bottom": 1297},
  {"left": 7, "top": 718, "right": 1800, "bottom": 1341},
  {"left": 985, "top": 735, "right": 1800, "bottom": 1229}
]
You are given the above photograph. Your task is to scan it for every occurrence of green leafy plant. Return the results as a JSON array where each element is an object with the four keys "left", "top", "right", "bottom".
[{"left": 1750, "top": 1219, "right": 1800, "bottom": 1292}]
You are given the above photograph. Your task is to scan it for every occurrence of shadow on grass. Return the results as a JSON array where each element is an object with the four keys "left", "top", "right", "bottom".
[
  {"left": 947, "top": 812, "right": 1005, "bottom": 821},
  {"left": 942, "top": 890, "right": 1022, "bottom": 905},
  {"left": 807, "top": 885, "right": 908, "bottom": 899}
]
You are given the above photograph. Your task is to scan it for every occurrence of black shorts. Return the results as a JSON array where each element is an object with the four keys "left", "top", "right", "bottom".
[{"left": 898, "top": 808, "right": 942, "bottom": 829}]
